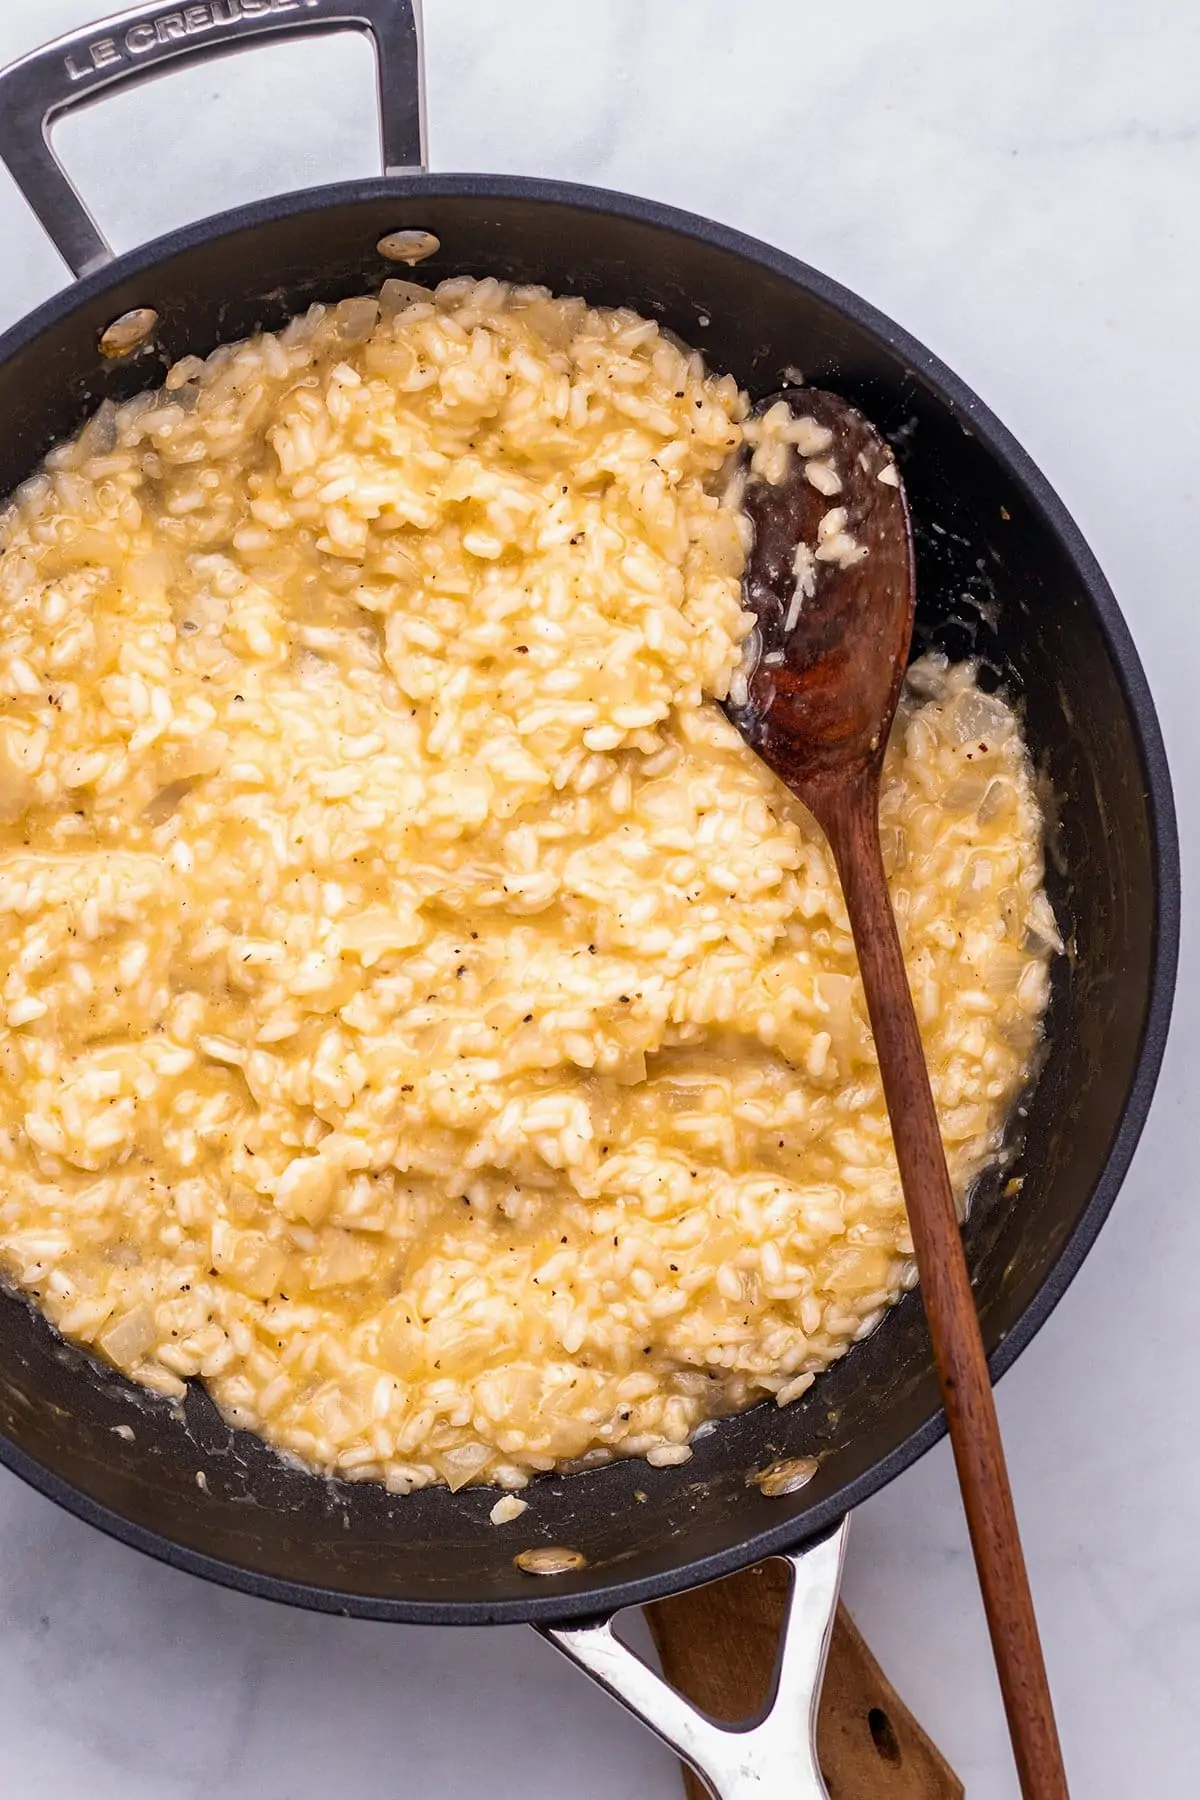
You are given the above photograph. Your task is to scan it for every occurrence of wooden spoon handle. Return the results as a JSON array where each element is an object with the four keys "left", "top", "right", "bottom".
[{"left": 818, "top": 776, "right": 1069, "bottom": 1800}]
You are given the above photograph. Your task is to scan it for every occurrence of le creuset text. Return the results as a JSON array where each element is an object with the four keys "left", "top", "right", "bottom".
[{"left": 63, "top": 0, "right": 320, "bottom": 82}]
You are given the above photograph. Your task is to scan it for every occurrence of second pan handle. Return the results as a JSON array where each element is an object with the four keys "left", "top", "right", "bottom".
[
  {"left": 538, "top": 1522, "right": 848, "bottom": 1800},
  {"left": 0, "top": 0, "right": 426, "bottom": 280}
]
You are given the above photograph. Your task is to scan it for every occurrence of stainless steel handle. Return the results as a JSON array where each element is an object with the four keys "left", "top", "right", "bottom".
[
  {"left": 537, "top": 1521, "right": 847, "bottom": 1800},
  {"left": 0, "top": 0, "right": 426, "bottom": 279}
]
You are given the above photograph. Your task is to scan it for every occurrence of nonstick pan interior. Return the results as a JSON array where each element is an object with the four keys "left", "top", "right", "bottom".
[{"left": 0, "top": 179, "right": 1176, "bottom": 1623}]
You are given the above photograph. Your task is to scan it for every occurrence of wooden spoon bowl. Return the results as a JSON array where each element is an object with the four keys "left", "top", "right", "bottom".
[{"left": 729, "top": 387, "right": 913, "bottom": 796}]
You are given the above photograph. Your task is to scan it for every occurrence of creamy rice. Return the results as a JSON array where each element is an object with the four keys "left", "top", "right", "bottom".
[{"left": 0, "top": 280, "right": 1056, "bottom": 1492}]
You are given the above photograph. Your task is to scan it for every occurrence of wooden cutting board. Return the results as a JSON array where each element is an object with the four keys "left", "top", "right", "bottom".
[{"left": 646, "top": 1559, "right": 963, "bottom": 1799}]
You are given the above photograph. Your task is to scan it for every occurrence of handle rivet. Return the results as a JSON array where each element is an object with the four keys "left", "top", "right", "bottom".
[
  {"left": 749, "top": 1456, "right": 819, "bottom": 1497},
  {"left": 515, "top": 1546, "right": 587, "bottom": 1576},
  {"left": 377, "top": 229, "right": 440, "bottom": 265},
  {"left": 98, "top": 306, "right": 158, "bottom": 358}
]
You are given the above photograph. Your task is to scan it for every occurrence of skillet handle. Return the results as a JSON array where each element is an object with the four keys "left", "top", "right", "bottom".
[
  {"left": 536, "top": 1519, "right": 847, "bottom": 1800},
  {"left": 0, "top": 0, "right": 426, "bottom": 280}
]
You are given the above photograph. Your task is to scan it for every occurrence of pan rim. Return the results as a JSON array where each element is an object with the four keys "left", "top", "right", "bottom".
[{"left": 0, "top": 171, "right": 1180, "bottom": 1626}]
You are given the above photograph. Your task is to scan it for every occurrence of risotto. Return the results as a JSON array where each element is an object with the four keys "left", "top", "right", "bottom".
[{"left": 0, "top": 280, "right": 1057, "bottom": 1493}]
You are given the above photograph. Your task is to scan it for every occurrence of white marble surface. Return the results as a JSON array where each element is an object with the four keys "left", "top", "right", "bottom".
[{"left": 0, "top": 1, "right": 1196, "bottom": 1794}]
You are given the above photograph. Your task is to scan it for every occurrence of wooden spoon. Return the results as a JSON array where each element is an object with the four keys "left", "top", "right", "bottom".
[{"left": 726, "top": 389, "right": 1069, "bottom": 1800}]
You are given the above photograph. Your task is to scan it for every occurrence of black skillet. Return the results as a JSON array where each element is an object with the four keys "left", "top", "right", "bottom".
[{"left": 0, "top": 5, "right": 1178, "bottom": 1794}]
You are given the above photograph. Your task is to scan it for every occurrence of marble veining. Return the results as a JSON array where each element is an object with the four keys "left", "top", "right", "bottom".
[{"left": 0, "top": 2, "right": 1197, "bottom": 1795}]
